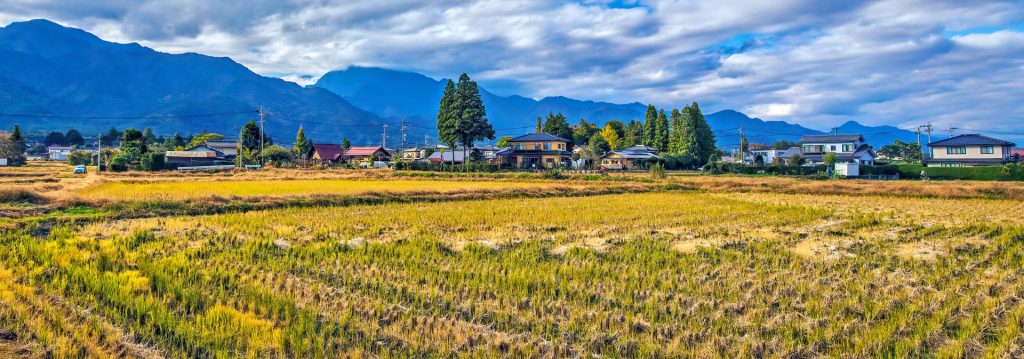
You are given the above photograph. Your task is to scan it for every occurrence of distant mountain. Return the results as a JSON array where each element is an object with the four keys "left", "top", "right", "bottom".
[
  {"left": 705, "top": 110, "right": 917, "bottom": 148},
  {"left": 0, "top": 19, "right": 384, "bottom": 143},
  {"left": 314, "top": 67, "right": 648, "bottom": 134}
]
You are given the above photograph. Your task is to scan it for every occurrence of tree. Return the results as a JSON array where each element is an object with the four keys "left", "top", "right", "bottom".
[
  {"left": 787, "top": 154, "right": 805, "bottom": 166},
  {"left": 655, "top": 109, "right": 670, "bottom": 151},
  {"left": 293, "top": 126, "right": 312, "bottom": 159},
  {"left": 104, "top": 127, "right": 121, "bottom": 144},
  {"left": 542, "top": 112, "right": 573, "bottom": 145},
  {"left": 142, "top": 128, "right": 157, "bottom": 146},
  {"left": 535, "top": 117, "right": 543, "bottom": 133},
  {"left": 261, "top": 145, "right": 293, "bottom": 165},
  {"left": 642, "top": 104, "right": 657, "bottom": 147},
  {"left": 453, "top": 73, "right": 493, "bottom": 171},
  {"left": 668, "top": 108, "right": 690, "bottom": 154},
  {"left": 140, "top": 152, "right": 164, "bottom": 171},
  {"left": 44, "top": 131, "right": 67, "bottom": 146},
  {"left": 169, "top": 133, "right": 186, "bottom": 150},
  {"left": 342, "top": 138, "right": 351, "bottom": 150},
  {"left": 601, "top": 123, "right": 622, "bottom": 150},
  {"left": 238, "top": 120, "right": 264, "bottom": 166},
  {"left": 573, "top": 119, "right": 599, "bottom": 147},
  {"left": 623, "top": 120, "right": 643, "bottom": 147},
  {"left": 437, "top": 79, "right": 459, "bottom": 167},
  {"left": 8, "top": 125, "right": 25, "bottom": 165},
  {"left": 65, "top": 129, "right": 85, "bottom": 147},
  {"left": 878, "top": 140, "right": 921, "bottom": 162},
  {"left": 186, "top": 132, "right": 224, "bottom": 149},
  {"left": 685, "top": 102, "right": 715, "bottom": 165},
  {"left": 589, "top": 132, "right": 610, "bottom": 155},
  {"left": 0, "top": 133, "right": 26, "bottom": 165},
  {"left": 67, "top": 150, "right": 93, "bottom": 165},
  {"left": 773, "top": 140, "right": 798, "bottom": 150},
  {"left": 496, "top": 136, "right": 513, "bottom": 149}
]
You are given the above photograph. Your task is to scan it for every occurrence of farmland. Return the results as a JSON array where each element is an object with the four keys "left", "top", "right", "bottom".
[{"left": 1, "top": 164, "right": 1024, "bottom": 357}]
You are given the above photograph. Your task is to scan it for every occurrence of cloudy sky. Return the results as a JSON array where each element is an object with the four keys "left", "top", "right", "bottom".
[{"left": 1, "top": 0, "right": 1023, "bottom": 133}]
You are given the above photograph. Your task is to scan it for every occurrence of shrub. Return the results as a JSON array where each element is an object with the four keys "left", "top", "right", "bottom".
[
  {"left": 922, "top": 164, "right": 1024, "bottom": 181},
  {"left": 140, "top": 152, "right": 165, "bottom": 171},
  {"left": 67, "top": 150, "right": 94, "bottom": 166}
]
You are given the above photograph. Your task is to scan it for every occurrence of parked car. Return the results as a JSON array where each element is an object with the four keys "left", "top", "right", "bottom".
[{"left": 73, "top": 165, "right": 87, "bottom": 174}]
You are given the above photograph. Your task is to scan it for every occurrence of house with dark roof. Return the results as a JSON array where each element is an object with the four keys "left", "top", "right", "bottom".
[
  {"left": 780, "top": 134, "right": 876, "bottom": 166},
  {"left": 204, "top": 140, "right": 238, "bottom": 159},
  {"left": 925, "top": 134, "right": 1017, "bottom": 167},
  {"left": 503, "top": 132, "right": 572, "bottom": 169},
  {"left": 165, "top": 145, "right": 232, "bottom": 168},
  {"left": 309, "top": 143, "right": 344, "bottom": 163},
  {"left": 600, "top": 145, "right": 659, "bottom": 170}
]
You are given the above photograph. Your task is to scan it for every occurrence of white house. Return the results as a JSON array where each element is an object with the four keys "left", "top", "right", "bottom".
[
  {"left": 780, "top": 134, "right": 876, "bottom": 166},
  {"left": 750, "top": 148, "right": 787, "bottom": 164},
  {"left": 47, "top": 146, "right": 73, "bottom": 161}
]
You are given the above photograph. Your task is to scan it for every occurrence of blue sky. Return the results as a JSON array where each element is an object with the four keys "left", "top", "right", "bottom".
[{"left": 1, "top": 0, "right": 1022, "bottom": 135}]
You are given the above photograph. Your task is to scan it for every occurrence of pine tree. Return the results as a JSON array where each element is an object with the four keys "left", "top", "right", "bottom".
[
  {"left": 642, "top": 104, "right": 657, "bottom": 147},
  {"left": 238, "top": 120, "right": 263, "bottom": 166},
  {"left": 8, "top": 125, "right": 25, "bottom": 165},
  {"left": 688, "top": 102, "right": 716, "bottom": 165},
  {"left": 453, "top": 73, "right": 493, "bottom": 171},
  {"left": 293, "top": 126, "right": 312, "bottom": 159},
  {"left": 655, "top": 109, "right": 670, "bottom": 151},
  {"left": 437, "top": 80, "right": 459, "bottom": 167},
  {"left": 342, "top": 138, "right": 351, "bottom": 150},
  {"left": 535, "top": 117, "right": 543, "bottom": 133},
  {"left": 668, "top": 108, "right": 689, "bottom": 154}
]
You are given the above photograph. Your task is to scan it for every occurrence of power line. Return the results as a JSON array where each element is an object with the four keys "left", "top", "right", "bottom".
[{"left": 0, "top": 110, "right": 257, "bottom": 120}]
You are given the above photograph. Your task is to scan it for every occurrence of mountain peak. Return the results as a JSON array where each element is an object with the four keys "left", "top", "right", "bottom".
[{"left": 0, "top": 18, "right": 108, "bottom": 57}]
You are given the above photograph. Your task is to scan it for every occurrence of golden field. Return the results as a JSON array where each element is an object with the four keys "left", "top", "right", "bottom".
[{"left": 1, "top": 162, "right": 1023, "bottom": 357}]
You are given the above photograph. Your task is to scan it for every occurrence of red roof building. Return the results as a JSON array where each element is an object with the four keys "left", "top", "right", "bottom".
[
  {"left": 310, "top": 143, "right": 343, "bottom": 162},
  {"left": 343, "top": 146, "right": 391, "bottom": 161}
]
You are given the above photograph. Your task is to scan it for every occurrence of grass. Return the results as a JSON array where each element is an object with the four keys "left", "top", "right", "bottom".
[
  {"left": 73, "top": 179, "right": 568, "bottom": 200},
  {"left": 4, "top": 162, "right": 1024, "bottom": 356}
]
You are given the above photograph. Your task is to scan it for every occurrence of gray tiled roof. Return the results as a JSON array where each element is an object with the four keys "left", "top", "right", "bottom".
[
  {"left": 798, "top": 134, "right": 864, "bottom": 144},
  {"left": 509, "top": 132, "right": 571, "bottom": 142},
  {"left": 928, "top": 134, "right": 1015, "bottom": 147}
]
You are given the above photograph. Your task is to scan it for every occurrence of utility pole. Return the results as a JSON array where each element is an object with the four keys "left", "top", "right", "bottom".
[
  {"left": 920, "top": 122, "right": 933, "bottom": 159},
  {"left": 737, "top": 127, "right": 744, "bottom": 161},
  {"left": 831, "top": 126, "right": 839, "bottom": 135},
  {"left": 382, "top": 124, "right": 389, "bottom": 148},
  {"left": 258, "top": 106, "right": 266, "bottom": 167},
  {"left": 400, "top": 120, "right": 408, "bottom": 152},
  {"left": 424, "top": 134, "right": 429, "bottom": 147},
  {"left": 947, "top": 124, "right": 958, "bottom": 138},
  {"left": 97, "top": 131, "right": 102, "bottom": 172},
  {"left": 916, "top": 127, "right": 922, "bottom": 159}
]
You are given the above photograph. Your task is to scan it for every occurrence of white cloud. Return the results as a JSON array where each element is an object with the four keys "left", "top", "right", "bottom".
[{"left": 0, "top": 0, "right": 1022, "bottom": 133}]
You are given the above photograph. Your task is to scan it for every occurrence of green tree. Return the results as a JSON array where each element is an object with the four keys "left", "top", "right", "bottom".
[
  {"left": 140, "top": 152, "right": 164, "bottom": 171},
  {"left": 623, "top": 120, "right": 643, "bottom": 147},
  {"left": 573, "top": 119, "right": 599, "bottom": 146},
  {"left": 496, "top": 136, "right": 513, "bottom": 149},
  {"left": 293, "top": 126, "right": 312, "bottom": 159},
  {"left": 773, "top": 140, "right": 797, "bottom": 150},
  {"left": 67, "top": 150, "right": 93, "bottom": 165},
  {"left": 542, "top": 112, "right": 573, "bottom": 145},
  {"left": 44, "top": 131, "right": 66, "bottom": 146},
  {"left": 142, "top": 128, "right": 157, "bottom": 146},
  {"left": 187, "top": 132, "right": 225, "bottom": 149},
  {"left": 65, "top": 129, "right": 85, "bottom": 147},
  {"left": 453, "top": 73, "right": 493, "bottom": 171},
  {"left": 685, "top": 102, "right": 715, "bottom": 165},
  {"left": 655, "top": 109, "right": 669, "bottom": 151},
  {"left": 261, "top": 145, "right": 293, "bottom": 165},
  {"left": 238, "top": 120, "right": 264, "bottom": 166},
  {"left": 589, "top": 132, "right": 610, "bottom": 155},
  {"left": 436, "top": 79, "right": 459, "bottom": 167},
  {"left": 169, "top": 133, "right": 186, "bottom": 150},
  {"left": 104, "top": 127, "right": 121, "bottom": 144},
  {"left": 668, "top": 108, "right": 689, "bottom": 154},
  {"left": 642, "top": 104, "right": 657, "bottom": 147},
  {"left": 8, "top": 125, "right": 26, "bottom": 165},
  {"left": 535, "top": 117, "right": 543, "bottom": 133},
  {"left": 342, "top": 138, "right": 351, "bottom": 150}
]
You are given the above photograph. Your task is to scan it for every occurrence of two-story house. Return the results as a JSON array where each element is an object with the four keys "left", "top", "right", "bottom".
[
  {"left": 503, "top": 132, "right": 572, "bottom": 169},
  {"left": 780, "top": 134, "right": 876, "bottom": 165},
  {"left": 925, "top": 134, "right": 1016, "bottom": 167}
]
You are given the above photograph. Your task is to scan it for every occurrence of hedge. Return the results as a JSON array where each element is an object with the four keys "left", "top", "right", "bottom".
[{"left": 922, "top": 164, "right": 1024, "bottom": 181}]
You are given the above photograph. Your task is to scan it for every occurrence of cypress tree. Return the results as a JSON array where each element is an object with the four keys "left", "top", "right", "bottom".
[
  {"left": 453, "top": 73, "right": 493, "bottom": 171},
  {"left": 437, "top": 79, "right": 459, "bottom": 166},
  {"left": 293, "top": 126, "right": 312, "bottom": 159},
  {"left": 535, "top": 117, "right": 543, "bottom": 133},
  {"left": 642, "top": 105, "right": 657, "bottom": 146},
  {"left": 668, "top": 108, "right": 689, "bottom": 154},
  {"left": 655, "top": 109, "right": 670, "bottom": 151},
  {"left": 688, "top": 102, "right": 716, "bottom": 164}
]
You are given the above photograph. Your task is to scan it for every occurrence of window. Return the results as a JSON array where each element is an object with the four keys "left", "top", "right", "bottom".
[
  {"left": 830, "top": 145, "right": 837, "bottom": 152},
  {"left": 946, "top": 146, "right": 967, "bottom": 155},
  {"left": 515, "top": 144, "right": 522, "bottom": 150},
  {"left": 842, "top": 144, "right": 854, "bottom": 152},
  {"left": 981, "top": 146, "right": 994, "bottom": 154},
  {"left": 546, "top": 158, "right": 554, "bottom": 164},
  {"left": 558, "top": 143, "right": 564, "bottom": 150},
  {"left": 544, "top": 142, "right": 551, "bottom": 150}
]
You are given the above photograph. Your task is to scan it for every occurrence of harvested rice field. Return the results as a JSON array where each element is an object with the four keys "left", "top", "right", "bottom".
[{"left": 3, "top": 162, "right": 1024, "bottom": 357}]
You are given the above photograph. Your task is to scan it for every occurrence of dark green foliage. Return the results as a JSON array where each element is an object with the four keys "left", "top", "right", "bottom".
[
  {"left": 589, "top": 132, "right": 610, "bottom": 154},
  {"left": 65, "top": 129, "right": 85, "bottom": 147},
  {"left": 655, "top": 109, "right": 669, "bottom": 151},
  {"left": 342, "top": 139, "right": 351, "bottom": 150},
  {"left": 142, "top": 128, "right": 157, "bottom": 146},
  {"left": 436, "top": 79, "right": 459, "bottom": 164},
  {"left": 140, "top": 152, "right": 165, "bottom": 171},
  {"left": 542, "top": 113, "right": 573, "bottom": 144},
  {"left": 878, "top": 140, "right": 922, "bottom": 162},
  {"left": 642, "top": 104, "right": 657, "bottom": 147},
  {"left": 238, "top": 120, "right": 265, "bottom": 165},
  {"left": 293, "top": 127, "right": 312, "bottom": 159},
  {"left": 923, "top": 164, "right": 1024, "bottom": 181},
  {"left": 453, "top": 73, "right": 494, "bottom": 169},
  {"left": 169, "top": 133, "right": 186, "bottom": 150},
  {"left": 44, "top": 131, "right": 66, "bottom": 146},
  {"left": 67, "top": 150, "right": 93, "bottom": 166},
  {"left": 623, "top": 120, "right": 643, "bottom": 148},
  {"left": 573, "top": 119, "right": 599, "bottom": 147}
]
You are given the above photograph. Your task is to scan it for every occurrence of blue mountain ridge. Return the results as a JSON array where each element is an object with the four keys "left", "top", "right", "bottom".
[{"left": 0, "top": 19, "right": 917, "bottom": 148}]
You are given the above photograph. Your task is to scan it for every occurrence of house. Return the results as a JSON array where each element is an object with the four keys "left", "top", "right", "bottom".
[
  {"left": 400, "top": 145, "right": 444, "bottom": 161},
  {"left": 780, "top": 134, "right": 876, "bottom": 166},
  {"left": 505, "top": 132, "right": 572, "bottom": 169},
  {"left": 46, "top": 146, "right": 73, "bottom": 161},
  {"left": 309, "top": 143, "right": 343, "bottom": 163},
  {"left": 925, "top": 134, "right": 1017, "bottom": 167},
  {"left": 343, "top": 146, "right": 391, "bottom": 162},
  {"left": 205, "top": 140, "right": 238, "bottom": 159},
  {"left": 750, "top": 148, "right": 787, "bottom": 164},
  {"left": 600, "top": 145, "right": 660, "bottom": 170},
  {"left": 165, "top": 145, "right": 232, "bottom": 168},
  {"left": 1011, "top": 148, "right": 1024, "bottom": 162}
]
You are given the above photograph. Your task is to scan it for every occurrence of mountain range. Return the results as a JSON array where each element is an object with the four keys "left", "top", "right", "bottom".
[{"left": 0, "top": 19, "right": 917, "bottom": 148}]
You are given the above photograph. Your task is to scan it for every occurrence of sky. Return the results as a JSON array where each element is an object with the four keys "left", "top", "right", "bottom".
[{"left": 1, "top": 0, "right": 1023, "bottom": 134}]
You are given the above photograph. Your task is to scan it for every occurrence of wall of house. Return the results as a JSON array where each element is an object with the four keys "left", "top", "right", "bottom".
[
  {"left": 511, "top": 141, "right": 567, "bottom": 151},
  {"left": 801, "top": 142, "right": 860, "bottom": 154},
  {"left": 931, "top": 145, "right": 1006, "bottom": 159}
]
